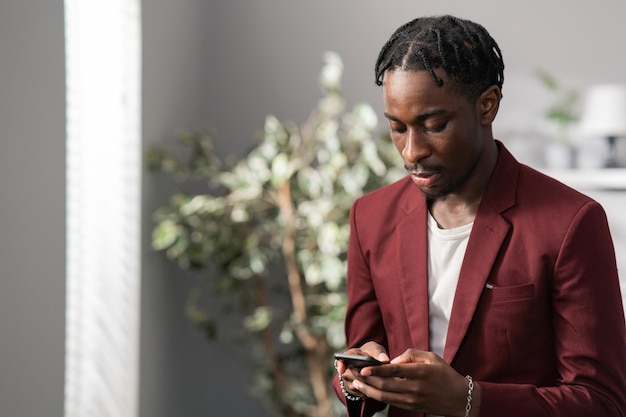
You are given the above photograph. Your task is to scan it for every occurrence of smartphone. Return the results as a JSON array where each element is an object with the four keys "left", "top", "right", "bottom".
[{"left": 334, "top": 353, "right": 383, "bottom": 367}]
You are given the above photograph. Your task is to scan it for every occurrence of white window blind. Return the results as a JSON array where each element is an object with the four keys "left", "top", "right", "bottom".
[{"left": 64, "top": 1, "right": 141, "bottom": 417}]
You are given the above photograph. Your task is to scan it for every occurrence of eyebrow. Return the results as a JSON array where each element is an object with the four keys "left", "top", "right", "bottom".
[{"left": 384, "top": 109, "right": 447, "bottom": 123}]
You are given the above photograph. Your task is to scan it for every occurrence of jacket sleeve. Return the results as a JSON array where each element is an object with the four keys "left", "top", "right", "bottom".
[
  {"left": 479, "top": 201, "right": 626, "bottom": 416},
  {"left": 332, "top": 198, "right": 388, "bottom": 417}
]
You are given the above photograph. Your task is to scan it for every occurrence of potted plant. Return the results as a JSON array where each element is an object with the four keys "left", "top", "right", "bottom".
[
  {"left": 534, "top": 69, "right": 581, "bottom": 169},
  {"left": 146, "top": 52, "right": 403, "bottom": 417}
]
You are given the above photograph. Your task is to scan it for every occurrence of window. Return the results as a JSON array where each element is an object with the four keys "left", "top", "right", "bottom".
[{"left": 64, "top": 1, "right": 141, "bottom": 416}]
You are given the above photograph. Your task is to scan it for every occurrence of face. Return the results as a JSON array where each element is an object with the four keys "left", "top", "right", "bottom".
[{"left": 382, "top": 69, "right": 499, "bottom": 200}]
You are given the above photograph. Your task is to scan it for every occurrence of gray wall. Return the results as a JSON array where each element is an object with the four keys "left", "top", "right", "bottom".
[
  {"left": 192, "top": 1, "right": 626, "bottom": 159},
  {"left": 0, "top": 1, "right": 66, "bottom": 416},
  {"left": 2, "top": 1, "right": 626, "bottom": 416},
  {"left": 140, "top": 1, "right": 266, "bottom": 416}
]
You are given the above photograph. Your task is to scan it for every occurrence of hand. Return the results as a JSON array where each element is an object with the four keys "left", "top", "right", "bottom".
[
  {"left": 352, "top": 349, "right": 481, "bottom": 416},
  {"left": 335, "top": 342, "right": 390, "bottom": 399}
]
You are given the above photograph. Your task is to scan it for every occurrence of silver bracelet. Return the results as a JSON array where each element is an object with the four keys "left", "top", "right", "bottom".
[
  {"left": 334, "top": 360, "right": 361, "bottom": 402},
  {"left": 464, "top": 375, "right": 474, "bottom": 417}
]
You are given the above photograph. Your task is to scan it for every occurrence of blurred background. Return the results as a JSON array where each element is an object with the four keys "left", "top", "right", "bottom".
[{"left": 1, "top": 1, "right": 625, "bottom": 416}]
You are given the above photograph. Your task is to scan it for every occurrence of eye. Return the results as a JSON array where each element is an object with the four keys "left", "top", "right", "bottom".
[
  {"left": 388, "top": 122, "right": 407, "bottom": 134},
  {"left": 423, "top": 121, "right": 448, "bottom": 133}
]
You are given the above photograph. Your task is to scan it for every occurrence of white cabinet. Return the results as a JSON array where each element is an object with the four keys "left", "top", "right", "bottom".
[{"left": 543, "top": 169, "right": 626, "bottom": 191}]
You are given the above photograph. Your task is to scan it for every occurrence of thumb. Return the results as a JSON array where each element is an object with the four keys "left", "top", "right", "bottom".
[
  {"left": 361, "top": 341, "right": 390, "bottom": 362},
  {"left": 376, "top": 350, "right": 390, "bottom": 362}
]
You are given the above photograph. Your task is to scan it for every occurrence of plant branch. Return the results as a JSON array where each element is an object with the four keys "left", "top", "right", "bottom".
[
  {"left": 277, "top": 180, "right": 317, "bottom": 349},
  {"left": 277, "top": 180, "right": 334, "bottom": 417},
  {"left": 253, "top": 274, "right": 299, "bottom": 417}
]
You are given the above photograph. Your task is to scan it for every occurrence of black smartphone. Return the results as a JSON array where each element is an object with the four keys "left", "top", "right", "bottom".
[{"left": 334, "top": 353, "right": 383, "bottom": 367}]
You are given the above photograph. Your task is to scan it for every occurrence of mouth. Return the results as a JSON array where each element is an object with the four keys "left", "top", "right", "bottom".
[{"left": 408, "top": 170, "right": 441, "bottom": 188}]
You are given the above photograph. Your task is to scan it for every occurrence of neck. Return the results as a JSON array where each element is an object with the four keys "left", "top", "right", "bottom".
[{"left": 429, "top": 139, "right": 499, "bottom": 228}]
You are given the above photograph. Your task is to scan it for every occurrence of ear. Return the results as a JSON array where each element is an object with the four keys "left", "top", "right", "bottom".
[{"left": 477, "top": 85, "right": 501, "bottom": 125}]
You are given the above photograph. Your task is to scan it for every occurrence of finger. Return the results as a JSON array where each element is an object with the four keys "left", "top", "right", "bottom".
[
  {"left": 360, "top": 342, "right": 390, "bottom": 362},
  {"left": 360, "top": 361, "right": 436, "bottom": 379},
  {"left": 353, "top": 370, "right": 434, "bottom": 410},
  {"left": 390, "top": 349, "right": 437, "bottom": 364},
  {"left": 352, "top": 378, "right": 367, "bottom": 395},
  {"left": 357, "top": 375, "right": 410, "bottom": 397},
  {"left": 359, "top": 362, "right": 404, "bottom": 377},
  {"left": 334, "top": 358, "right": 346, "bottom": 374},
  {"left": 351, "top": 378, "right": 402, "bottom": 402},
  {"left": 342, "top": 371, "right": 366, "bottom": 398},
  {"left": 353, "top": 376, "right": 429, "bottom": 412},
  {"left": 344, "top": 367, "right": 361, "bottom": 381},
  {"left": 336, "top": 360, "right": 362, "bottom": 381}
]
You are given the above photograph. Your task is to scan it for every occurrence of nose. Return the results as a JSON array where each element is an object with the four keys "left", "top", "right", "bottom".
[{"left": 401, "top": 129, "right": 429, "bottom": 164}]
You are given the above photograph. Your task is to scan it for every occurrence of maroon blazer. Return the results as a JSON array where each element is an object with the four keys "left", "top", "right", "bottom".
[{"left": 334, "top": 143, "right": 626, "bottom": 417}]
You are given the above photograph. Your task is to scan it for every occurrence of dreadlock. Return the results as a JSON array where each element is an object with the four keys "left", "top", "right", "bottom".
[{"left": 374, "top": 15, "right": 504, "bottom": 101}]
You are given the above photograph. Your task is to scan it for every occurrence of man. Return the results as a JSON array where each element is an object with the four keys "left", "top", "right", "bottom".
[{"left": 333, "top": 15, "right": 626, "bottom": 417}]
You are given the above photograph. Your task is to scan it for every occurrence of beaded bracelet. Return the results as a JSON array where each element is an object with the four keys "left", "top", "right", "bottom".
[
  {"left": 334, "top": 360, "right": 362, "bottom": 402},
  {"left": 464, "top": 375, "right": 474, "bottom": 417}
]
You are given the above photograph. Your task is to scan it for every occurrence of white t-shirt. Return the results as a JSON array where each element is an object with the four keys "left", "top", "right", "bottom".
[{"left": 427, "top": 212, "right": 473, "bottom": 358}]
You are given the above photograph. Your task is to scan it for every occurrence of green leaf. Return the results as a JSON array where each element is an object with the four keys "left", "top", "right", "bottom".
[
  {"left": 320, "top": 255, "right": 345, "bottom": 291},
  {"left": 270, "top": 152, "right": 295, "bottom": 187},
  {"left": 319, "top": 51, "right": 343, "bottom": 91},
  {"left": 152, "top": 219, "right": 180, "bottom": 250},
  {"left": 244, "top": 306, "right": 273, "bottom": 331},
  {"left": 354, "top": 103, "right": 378, "bottom": 130}
]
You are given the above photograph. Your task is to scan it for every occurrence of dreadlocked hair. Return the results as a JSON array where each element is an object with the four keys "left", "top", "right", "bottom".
[{"left": 374, "top": 15, "right": 504, "bottom": 101}]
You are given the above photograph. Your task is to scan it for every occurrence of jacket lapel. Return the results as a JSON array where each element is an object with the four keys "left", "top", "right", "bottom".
[
  {"left": 442, "top": 205, "right": 511, "bottom": 362},
  {"left": 443, "top": 143, "right": 518, "bottom": 363},
  {"left": 396, "top": 189, "right": 431, "bottom": 352}
]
